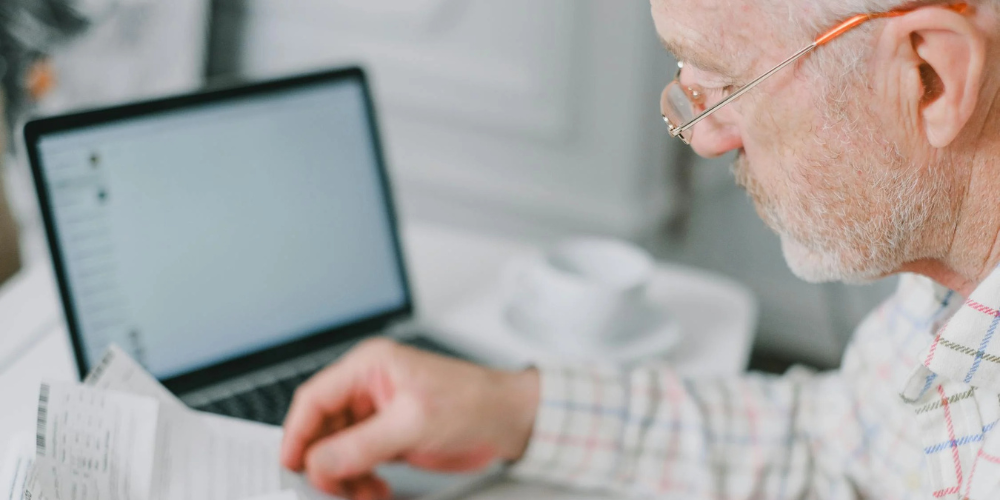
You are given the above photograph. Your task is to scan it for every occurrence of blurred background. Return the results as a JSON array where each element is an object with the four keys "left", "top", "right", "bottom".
[{"left": 0, "top": 0, "right": 897, "bottom": 371}]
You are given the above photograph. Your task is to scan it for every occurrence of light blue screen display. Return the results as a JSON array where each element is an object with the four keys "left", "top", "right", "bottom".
[{"left": 37, "top": 79, "right": 408, "bottom": 379}]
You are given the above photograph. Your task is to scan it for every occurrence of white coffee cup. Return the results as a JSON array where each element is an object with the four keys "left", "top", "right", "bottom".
[{"left": 503, "top": 237, "right": 655, "bottom": 349}]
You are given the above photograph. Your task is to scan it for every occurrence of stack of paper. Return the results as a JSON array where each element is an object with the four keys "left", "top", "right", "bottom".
[{"left": 2, "top": 345, "right": 333, "bottom": 500}]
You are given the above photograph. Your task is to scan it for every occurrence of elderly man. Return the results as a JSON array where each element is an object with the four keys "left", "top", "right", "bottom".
[{"left": 280, "top": 0, "right": 1000, "bottom": 499}]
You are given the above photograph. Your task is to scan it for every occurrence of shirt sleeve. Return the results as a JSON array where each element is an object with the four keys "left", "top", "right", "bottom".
[{"left": 509, "top": 364, "right": 817, "bottom": 498}]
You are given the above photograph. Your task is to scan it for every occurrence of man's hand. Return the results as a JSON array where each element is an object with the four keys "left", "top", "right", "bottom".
[{"left": 280, "top": 339, "right": 540, "bottom": 500}]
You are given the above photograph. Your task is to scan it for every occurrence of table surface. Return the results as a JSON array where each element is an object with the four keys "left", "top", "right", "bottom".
[{"left": 0, "top": 220, "right": 758, "bottom": 499}]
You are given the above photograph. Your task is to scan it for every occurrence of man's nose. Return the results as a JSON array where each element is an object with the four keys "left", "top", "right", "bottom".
[
  {"left": 689, "top": 119, "right": 743, "bottom": 158},
  {"left": 673, "top": 68, "right": 744, "bottom": 158}
]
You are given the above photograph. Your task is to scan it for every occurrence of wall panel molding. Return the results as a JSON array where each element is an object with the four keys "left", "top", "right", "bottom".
[
  {"left": 242, "top": 0, "right": 583, "bottom": 141},
  {"left": 237, "top": 0, "right": 679, "bottom": 239}
]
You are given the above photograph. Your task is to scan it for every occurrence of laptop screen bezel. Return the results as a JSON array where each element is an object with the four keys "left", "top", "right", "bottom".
[{"left": 24, "top": 66, "right": 416, "bottom": 394}]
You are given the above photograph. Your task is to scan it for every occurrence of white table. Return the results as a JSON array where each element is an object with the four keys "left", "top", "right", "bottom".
[
  {"left": 0, "top": 221, "right": 757, "bottom": 498},
  {"left": 407, "top": 224, "right": 758, "bottom": 376}
]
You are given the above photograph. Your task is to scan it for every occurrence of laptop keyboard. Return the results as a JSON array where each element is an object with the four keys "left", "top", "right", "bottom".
[
  {"left": 194, "top": 370, "right": 317, "bottom": 426},
  {"left": 188, "top": 335, "right": 466, "bottom": 426}
]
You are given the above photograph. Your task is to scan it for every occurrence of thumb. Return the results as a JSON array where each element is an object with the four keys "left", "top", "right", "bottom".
[{"left": 303, "top": 399, "right": 421, "bottom": 484}]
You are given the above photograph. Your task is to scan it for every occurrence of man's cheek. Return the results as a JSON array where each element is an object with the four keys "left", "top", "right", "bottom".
[
  {"left": 734, "top": 140, "right": 767, "bottom": 185},
  {"left": 751, "top": 95, "right": 816, "bottom": 155}
]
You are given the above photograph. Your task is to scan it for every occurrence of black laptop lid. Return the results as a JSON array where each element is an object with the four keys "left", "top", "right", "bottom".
[{"left": 24, "top": 67, "right": 414, "bottom": 393}]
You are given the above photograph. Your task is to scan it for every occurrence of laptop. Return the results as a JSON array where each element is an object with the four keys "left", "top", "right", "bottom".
[{"left": 23, "top": 67, "right": 470, "bottom": 450}]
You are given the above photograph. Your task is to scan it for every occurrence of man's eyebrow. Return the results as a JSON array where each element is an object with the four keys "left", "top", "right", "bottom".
[{"left": 658, "top": 35, "right": 733, "bottom": 77}]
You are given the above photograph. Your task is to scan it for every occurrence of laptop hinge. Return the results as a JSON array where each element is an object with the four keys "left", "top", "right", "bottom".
[
  {"left": 180, "top": 339, "right": 356, "bottom": 408},
  {"left": 180, "top": 319, "right": 421, "bottom": 408}
]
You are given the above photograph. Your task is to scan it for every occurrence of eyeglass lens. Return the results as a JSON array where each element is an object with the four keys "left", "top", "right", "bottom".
[{"left": 661, "top": 80, "right": 696, "bottom": 143}]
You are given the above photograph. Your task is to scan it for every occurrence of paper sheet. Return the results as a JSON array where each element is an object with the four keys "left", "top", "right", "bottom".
[
  {"left": 1, "top": 433, "right": 34, "bottom": 500},
  {"left": 84, "top": 345, "right": 184, "bottom": 409},
  {"left": 29, "top": 382, "right": 160, "bottom": 500},
  {"left": 84, "top": 345, "right": 284, "bottom": 499},
  {"left": 151, "top": 411, "right": 283, "bottom": 500},
  {"left": 20, "top": 346, "right": 331, "bottom": 500}
]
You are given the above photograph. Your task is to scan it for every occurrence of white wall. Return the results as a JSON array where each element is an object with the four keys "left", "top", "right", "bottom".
[
  {"left": 39, "top": 0, "right": 210, "bottom": 113},
  {"left": 237, "top": 0, "right": 680, "bottom": 240}
]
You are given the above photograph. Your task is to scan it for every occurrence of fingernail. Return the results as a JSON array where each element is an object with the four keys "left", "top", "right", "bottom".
[
  {"left": 279, "top": 443, "right": 296, "bottom": 469},
  {"left": 307, "top": 445, "right": 342, "bottom": 478}
]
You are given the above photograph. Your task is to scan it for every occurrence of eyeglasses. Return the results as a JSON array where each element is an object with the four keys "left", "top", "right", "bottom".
[{"left": 661, "top": 2, "right": 970, "bottom": 145}]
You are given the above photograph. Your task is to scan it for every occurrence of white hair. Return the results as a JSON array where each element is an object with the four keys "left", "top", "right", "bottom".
[
  {"left": 763, "top": 0, "right": 999, "bottom": 81},
  {"left": 807, "top": 0, "right": 997, "bottom": 33},
  {"left": 781, "top": 0, "right": 999, "bottom": 127}
]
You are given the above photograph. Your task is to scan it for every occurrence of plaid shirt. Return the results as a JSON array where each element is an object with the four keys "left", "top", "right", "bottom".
[{"left": 511, "top": 269, "right": 1000, "bottom": 499}]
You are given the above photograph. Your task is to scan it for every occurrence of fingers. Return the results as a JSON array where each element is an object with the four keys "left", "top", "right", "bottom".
[
  {"left": 282, "top": 339, "right": 397, "bottom": 471},
  {"left": 344, "top": 475, "right": 391, "bottom": 500},
  {"left": 281, "top": 363, "right": 357, "bottom": 470},
  {"left": 304, "top": 398, "right": 421, "bottom": 483}
]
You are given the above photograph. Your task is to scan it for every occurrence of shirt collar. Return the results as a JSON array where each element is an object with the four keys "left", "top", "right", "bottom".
[{"left": 902, "top": 266, "right": 1000, "bottom": 402}]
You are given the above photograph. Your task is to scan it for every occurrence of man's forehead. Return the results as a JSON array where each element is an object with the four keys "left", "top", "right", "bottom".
[
  {"left": 650, "top": 0, "right": 766, "bottom": 77},
  {"left": 658, "top": 34, "right": 733, "bottom": 76}
]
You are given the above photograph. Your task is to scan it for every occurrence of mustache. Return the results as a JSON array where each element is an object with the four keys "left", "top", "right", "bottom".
[
  {"left": 729, "top": 151, "right": 788, "bottom": 236},
  {"left": 730, "top": 151, "right": 751, "bottom": 191}
]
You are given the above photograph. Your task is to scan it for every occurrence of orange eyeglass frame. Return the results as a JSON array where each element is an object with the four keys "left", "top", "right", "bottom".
[{"left": 663, "top": 2, "right": 971, "bottom": 144}]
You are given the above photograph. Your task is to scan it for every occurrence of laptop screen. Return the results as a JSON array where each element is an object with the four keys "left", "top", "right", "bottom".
[{"left": 31, "top": 72, "right": 409, "bottom": 380}]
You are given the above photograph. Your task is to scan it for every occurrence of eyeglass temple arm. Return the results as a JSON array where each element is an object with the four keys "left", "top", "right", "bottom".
[
  {"left": 674, "top": 3, "right": 969, "bottom": 136},
  {"left": 675, "top": 43, "right": 816, "bottom": 135}
]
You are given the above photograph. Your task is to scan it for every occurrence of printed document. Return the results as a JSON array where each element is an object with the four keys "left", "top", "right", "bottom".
[
  {"left": 1, "top": 433, "right": 34, "bottom": 500},
  {"left": 16, "top": 345, "right": 319, "bottom": 500}
]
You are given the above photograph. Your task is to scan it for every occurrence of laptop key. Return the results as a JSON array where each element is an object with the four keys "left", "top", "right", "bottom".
[
  {"left": 193, "top": 366, "right": 324, "bottom": 425},
  {"left": 197, "top": 401, "right": 226, "bottom": 415},
  {"left": 261, "top": 384, "right": 291, "bottom": 414},
  {"left": 219, "top": 393, "right": 253, "bottom": 420},
  {"left": 278, "top": 377, "right": 302, "bottom": 396},
  {"left": 244, "top": 391, "right": 272, "bottom": 422}
]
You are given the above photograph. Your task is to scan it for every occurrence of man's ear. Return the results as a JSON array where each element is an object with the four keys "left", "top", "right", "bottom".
[{"left": 876, "top": 5, "right": 986, "bottom": 148}]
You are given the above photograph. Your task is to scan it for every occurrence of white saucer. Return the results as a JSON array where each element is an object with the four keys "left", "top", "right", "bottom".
[
  {"left": 503, "top": 301, "right": 680, "bottom": 364},
  {"left": 432, "top": 286, "right": 681, "bottom": 367},
  {"left": 430, "top": 261, "right": 757, "bottom": 375}
]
